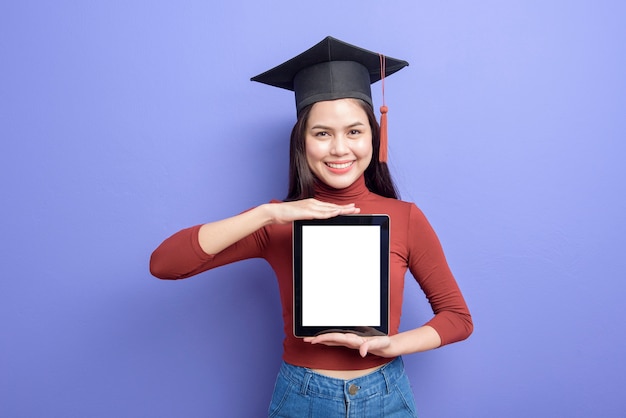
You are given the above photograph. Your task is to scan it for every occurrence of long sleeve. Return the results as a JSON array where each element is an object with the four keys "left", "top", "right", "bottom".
[
  {"left": 148, "top": 177, "right": 472, "bottom": 369},
  {"left": 150, "top": 224, "right": 267, "bottom": 280},
  {"left": 407, "top": 204, "right": 473, "bottom": 346}
]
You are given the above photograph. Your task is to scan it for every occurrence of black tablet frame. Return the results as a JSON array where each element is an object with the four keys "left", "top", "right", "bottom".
[{"left": 292, "top": 215, "right": 390, "bottom": 338}]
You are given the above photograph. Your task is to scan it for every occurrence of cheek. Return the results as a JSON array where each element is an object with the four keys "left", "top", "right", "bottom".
[
  {"left": 305, "top": 138, "right": 325, "bottom": 162},
  {"left": 355, "top": 137, "right": 374, "bottom": 159}
]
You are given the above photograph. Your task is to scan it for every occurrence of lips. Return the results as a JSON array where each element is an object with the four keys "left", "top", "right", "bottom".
[{"left": 325, "top": 161, "right": 354, "bottom": 170}]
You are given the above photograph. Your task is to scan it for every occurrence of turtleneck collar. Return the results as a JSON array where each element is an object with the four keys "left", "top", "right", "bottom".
[{"left": 313, "top": 175, "right": 371, "bottom": 204}]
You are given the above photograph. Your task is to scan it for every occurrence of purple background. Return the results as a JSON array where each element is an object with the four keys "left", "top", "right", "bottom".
[{"left": 1, "top": 1, "right": 625, "bottom": 417}]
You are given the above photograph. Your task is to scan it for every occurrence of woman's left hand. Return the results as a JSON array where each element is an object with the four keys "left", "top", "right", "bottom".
[{"left": 304, "top": 333, "right": 394, "bottom": 358}]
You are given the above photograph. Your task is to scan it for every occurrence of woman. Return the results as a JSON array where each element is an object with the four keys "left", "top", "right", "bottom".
[{"left": 150, "top": 36, "right": 472, "bottom": 417}]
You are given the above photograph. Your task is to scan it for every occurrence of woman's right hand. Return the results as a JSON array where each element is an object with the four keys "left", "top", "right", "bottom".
[
  {"left": 197, "top": 199, "right": 359, "bottom": 255},
  {"left": 267, "top": 199, "right": 360, "bottom": 225}
]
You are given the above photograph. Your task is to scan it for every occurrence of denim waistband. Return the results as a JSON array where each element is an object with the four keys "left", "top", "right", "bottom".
[{"left": 278, "top": 357, "right": 405, "bottom": 401}]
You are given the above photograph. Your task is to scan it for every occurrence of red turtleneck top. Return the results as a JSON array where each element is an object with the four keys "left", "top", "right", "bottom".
[{"left": 150, "top": 176, "right": 472, "bottom": 370}]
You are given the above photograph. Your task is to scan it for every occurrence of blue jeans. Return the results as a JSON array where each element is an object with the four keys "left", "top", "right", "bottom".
[{"left": 268, "top": 357, "right": 418, "bottom": 417}]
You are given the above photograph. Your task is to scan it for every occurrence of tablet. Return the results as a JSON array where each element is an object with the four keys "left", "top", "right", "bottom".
[{"left": 292, "top": 215, "right": 390, "bottom": 338}]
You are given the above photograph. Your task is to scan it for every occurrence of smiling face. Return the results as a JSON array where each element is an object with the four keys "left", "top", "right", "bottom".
[{"left": 304, "top": 98, "right": 374, "bottom": 190}]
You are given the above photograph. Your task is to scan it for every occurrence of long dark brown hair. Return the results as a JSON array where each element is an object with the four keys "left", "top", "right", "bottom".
[{"left": 285, "top": 99, "right": 399, "bottom": 201}]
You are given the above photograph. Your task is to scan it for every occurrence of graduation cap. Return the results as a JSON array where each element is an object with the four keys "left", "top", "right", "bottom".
[{"left": 251, "top": 36, "right": 409, "bottom": 162}]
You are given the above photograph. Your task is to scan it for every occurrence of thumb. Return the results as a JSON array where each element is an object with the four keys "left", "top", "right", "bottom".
[{"left": 359, "top": 342, "right": 370, "bottom": 358}]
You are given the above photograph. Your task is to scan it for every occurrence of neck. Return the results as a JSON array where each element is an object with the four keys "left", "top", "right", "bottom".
[{"left": 313, "top": 175, "right": 370, "bottom": 203}]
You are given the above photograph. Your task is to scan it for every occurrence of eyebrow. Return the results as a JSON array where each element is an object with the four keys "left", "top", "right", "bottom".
[{"left": 309, "top": 122, "right": 366, "bottom": 130}]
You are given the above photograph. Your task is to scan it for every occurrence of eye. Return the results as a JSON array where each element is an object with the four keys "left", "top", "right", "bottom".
[
  {"left": 348, "top": 129, "right": 362, "bottom": 136},
  {"left": 315, "top": 131, "right": 330, "bottom": 137}
]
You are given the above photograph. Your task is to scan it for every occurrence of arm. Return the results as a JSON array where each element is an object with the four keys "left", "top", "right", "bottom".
[
  {"left": 197, "top": 200, "right": 359, "bottom": 255},
  {"left": 150, "top": 199, "right": 360, "bottom": 279},
  {"left": 304, "top": 325, "right": 441, "bottom": 358},
  {"left": 405, "top": 203, "right": 473, "bottom": 346},
  {"left": 306, "top": 203, "right": 472, "bottom": 357}
]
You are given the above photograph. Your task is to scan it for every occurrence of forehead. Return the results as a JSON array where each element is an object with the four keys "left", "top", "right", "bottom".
[{"left": 306, "top": 99, "right": 369, "bottom": 125}]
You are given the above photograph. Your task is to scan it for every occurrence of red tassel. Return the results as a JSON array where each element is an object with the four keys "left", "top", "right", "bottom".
[
  {"left": 379, "top": 105, "right": 388, "bottom": 163},
  {"left": 378, "top": 54, "right": 388, "bottom": 163}
]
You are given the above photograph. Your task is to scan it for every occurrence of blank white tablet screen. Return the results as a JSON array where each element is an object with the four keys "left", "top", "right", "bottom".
[{"left": 301, "top": 224, "right": 380, "bottom": 326}]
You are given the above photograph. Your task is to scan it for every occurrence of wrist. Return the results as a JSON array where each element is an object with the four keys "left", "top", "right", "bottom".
[
  {"left": 382, "top": 335, "right": 402, "bottom": 358},
  {"left": 255, "top": 203, "right": 277, "bottom": 226}
]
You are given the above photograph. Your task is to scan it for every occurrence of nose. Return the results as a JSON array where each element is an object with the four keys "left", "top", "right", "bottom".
[{"left": 330, "top": 135, "right": 349, "bottom": 155}]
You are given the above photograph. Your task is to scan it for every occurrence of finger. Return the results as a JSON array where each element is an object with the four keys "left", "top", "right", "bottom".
[
  {"left": 359, "top": 342, "right": 370, "bottom": 358},
  {"left": 338, "top": 206, "right": 360, "bottom": 215},
  {"left": 309, "top": 200, "right": 356, "bottom": 211},
  {"left": 313, "top": 205, "right": 359, "bottom": 219},
  {"left": 298, "top": 200, "right": 358, "bottom": 217},
  {"left": 282, "top": 203, "right": 342, "bottom": 221},
  {"left": 305, "top": 333, "right": 344, "bottom": 344},
  {"left": 305, "top": 333, "right": 358, "bottom": 346}
]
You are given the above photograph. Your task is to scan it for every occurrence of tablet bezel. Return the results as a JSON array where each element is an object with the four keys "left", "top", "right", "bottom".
[{"left": 292, "top": 214, "right": 390, "bottom": 338}]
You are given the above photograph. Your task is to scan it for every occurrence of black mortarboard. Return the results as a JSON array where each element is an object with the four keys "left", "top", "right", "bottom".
[
  {"left": 251, "top": 36, "right": 409, "bottom": 162},
  {"left": 251, "top": 36, "right": 409, "bottom": 115}
]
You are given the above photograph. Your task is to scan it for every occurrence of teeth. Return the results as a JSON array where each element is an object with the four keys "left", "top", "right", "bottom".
[{"left": 326, "top": 162, "right": 353, "bottom": 169}]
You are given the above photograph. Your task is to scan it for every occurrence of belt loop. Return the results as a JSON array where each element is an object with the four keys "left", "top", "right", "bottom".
[
  {"left": 381, "top": 363, "right": 392, "bottom": 395},
  {"left": 300, "top": 371, "right": 313, "bottom": 395}
]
